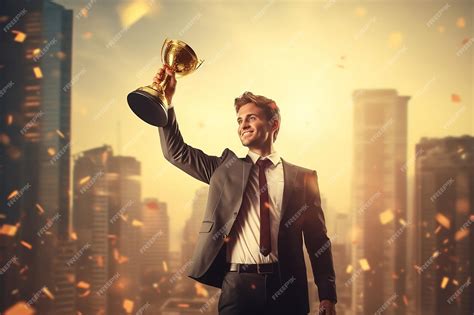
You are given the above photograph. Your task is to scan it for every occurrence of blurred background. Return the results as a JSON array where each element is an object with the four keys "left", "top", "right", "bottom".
[{"left": 0, "top": 0, "right": 473, "bottom": 314}]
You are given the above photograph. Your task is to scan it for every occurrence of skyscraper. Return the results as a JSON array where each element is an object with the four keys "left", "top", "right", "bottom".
[
  {"left": 411, "top": 136, "right": 473, "bottom": 315},
  {"left": 73, "top": 145, "right": 112, "bottom": 315},
  {"left": 351, "top": 89, "right": 410, "bottom": 315},
  {"left": 0, "top": 1, "right": 74, "bottom": 313}
]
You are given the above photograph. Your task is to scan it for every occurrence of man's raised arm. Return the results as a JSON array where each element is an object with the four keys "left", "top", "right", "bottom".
[{"left": 155, "top": 65, "right": 230, "bottom": 184}]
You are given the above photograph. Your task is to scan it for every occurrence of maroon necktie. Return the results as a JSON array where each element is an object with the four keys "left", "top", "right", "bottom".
[{"left": 256, "top": 158, "right": 273, "bottom": 256}]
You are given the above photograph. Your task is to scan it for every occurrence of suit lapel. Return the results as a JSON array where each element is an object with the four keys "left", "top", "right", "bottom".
[{"left": 280, "top": 158, "right": 297, "bottom": 223}]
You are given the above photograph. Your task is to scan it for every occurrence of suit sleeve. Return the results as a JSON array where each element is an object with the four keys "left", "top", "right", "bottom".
[
  {"left": 302, "top": 170, "right": 337, "bottom": 303},
  {"left": 158, "top": 107, "right": 230, "bottom": 184}
]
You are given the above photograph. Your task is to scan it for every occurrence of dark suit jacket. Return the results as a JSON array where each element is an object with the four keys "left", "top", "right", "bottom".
[{"left": 158, "top": 107, "right": 337, "bottom": 312}]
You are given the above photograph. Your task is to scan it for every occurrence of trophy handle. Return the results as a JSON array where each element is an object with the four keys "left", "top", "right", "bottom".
[
  {"left": 161, "top": 38, "right": 171, "bottom": 64},
  {"left": 196, "top": 59, "right": 204, "bottom": 71}
]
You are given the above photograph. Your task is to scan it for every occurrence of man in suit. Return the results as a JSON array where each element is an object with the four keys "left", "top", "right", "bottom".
[{"left": 154, "top": 66, "right": 337, "bottom": 315}]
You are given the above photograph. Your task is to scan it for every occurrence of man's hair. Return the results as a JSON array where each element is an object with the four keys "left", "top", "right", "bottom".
[{"left": 234, "top": 91, "right": 281, "bottom": 142}]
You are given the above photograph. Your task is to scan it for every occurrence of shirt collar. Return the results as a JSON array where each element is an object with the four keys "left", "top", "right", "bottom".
[{"left": 246, "top": 149, "right": 281, "bottom": 166}]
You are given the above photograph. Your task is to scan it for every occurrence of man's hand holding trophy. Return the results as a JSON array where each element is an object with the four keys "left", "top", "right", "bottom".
[{"left": 127, "top": 39, "right": 203, "bottom": 126}]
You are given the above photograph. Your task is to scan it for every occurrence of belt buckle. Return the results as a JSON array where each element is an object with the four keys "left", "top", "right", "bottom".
[{"left": 257, "top": 263, "right": 273, "bottom": 274}]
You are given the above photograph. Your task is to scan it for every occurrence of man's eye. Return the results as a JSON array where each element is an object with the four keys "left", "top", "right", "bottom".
[{"left": 250, "top": 116, "right": 256, "bottom": 121}]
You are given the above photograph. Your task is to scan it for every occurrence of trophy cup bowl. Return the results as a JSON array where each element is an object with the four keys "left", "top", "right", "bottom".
[{"left": 127, "top": 39, "right": 203, "bottom": 126}]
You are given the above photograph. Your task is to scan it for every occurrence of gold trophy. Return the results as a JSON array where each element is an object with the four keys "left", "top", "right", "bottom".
[{"left": 127, "top": 39, "right": 203, "bottom": 126}]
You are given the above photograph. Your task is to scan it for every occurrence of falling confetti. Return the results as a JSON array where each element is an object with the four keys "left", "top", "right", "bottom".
[
  {"left": 354, "top": 7, "right": 367, "bottom": 17},
  {"left": 387, "top": 32, "right": 403, "bottom": 48},
  {"left": 359, "top": 258, "right": 371, "bottom": 271},
  {"left": 20, "top": 241, "right": 32, "bottom": 250},
  {"left": 77, "top": 281, "right": 90, "bottom": 289},
  {"left": 435, "top": 213, "right": 451, "bottom": 229},
  {"left": 131, "top": 219, "right": 143, "bottom": 227},
  {"left": 12, "top": 30, "right": 26, "bottom": 42},
  {"left": 451, "top": 94, "right": 461, "bottom": 103},
  {"left": 123, "top": 299, "right": 134, "bottom": 313},
  {"left": 56, "top": 129, "right": 65, "bottom": 138},
  {"left": 162, "top": 261, "right": 168, "bottom": 272},
  {"left": 440, "top": 276, "right": 449, "bottom": 289},
  {"left": 4, "top": 302, "right": 35, "bottom": 315},
  {"left": 346, "top": 265, "right": 353, "bottom": 273},
  {"left": 456, "top": 17, "right": 466, "bottom": 28},
  {"left": 0, "top": 224, "right": 18, "bottom": 236},
  {"left": 35, "top": 203, "right": 45, "bottom": 214},
  {"left": 79, "top": 176, "right": 91, "bottom": 185},
  {"left": 7, "top": 190, "right": 19, "bottom": 200},
  {"left": 380, "top": 209, "right": 394, "bottom": 225},
  {"left": 33, "top": 67, "right": 43, "bottom": 79},
  {"left": 42, "top": 287, "right": 54, "bottom": 300},
  {"left": 437, "top": 25, "right": 445, "bottom": 33},
  {"left": 454, "top": 228, "right": 469, "bottom": 241}
]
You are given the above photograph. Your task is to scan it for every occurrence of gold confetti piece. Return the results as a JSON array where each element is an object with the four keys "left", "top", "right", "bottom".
[
  {"left": 47, "top": 147, "right": 56, "bottom": 156},
  {"left": 131, "top": 219, "right": 143, "bottom": 227},
  {"left": 4, "top": 301, "right": 35, "bottom": 315},
  {"left": 32, "top": 48, "right": 41, "bottom": 56},
  {"left": 78, "top": 290, "right": 90, "bottom": 297},
  {"left": 451, "top": 94, "right": 461, "bottom": 103},
  {"left": 440, "top": 276, "right": 449, "bottom": 289},
  {"left": 70, "top": 231, "right": 78, "bottom": 240},
  {"left": 432, "top": 250, "right": 440, "bottom": 258},
  {"left": 79, "top": 176, "right": 91, "bottom": 185},
  {"left": 456, "top": 17, "right": 466, "bottom": 28},
  {"left": 82, "top": 32, "right": 93, "bottom": 40},
  {"left": 7, "top": 114, "right": 13, "bottom": 125},
  {"left": 77, "top": 281, "right": 90, "bottom": 289},
  {"left": 56, "top": 51, "right": 66, "bottom": 60},
  {"left": 123, "top": 299, "right": 134, "bottom": 313},
  {"left": 56, "top": 129, "right": 65, "bottom": 138},
  {"left": 96, "top": 255, "right": 104, "bottom": 267},
  {"left": 354, "top": 6, "right": 367, "bottom": 17},
  {"left": 163, "top": 261, "right": 168, "bottom": 272},
  {"left": 454, "top": 228, "right": 469, "bottom": 241},
  {"left": 33, "top": 67, "right": 43, "bottom": 79},
  {"left": 35, "top": 203, "right": 44, "bottom": 214},
  {"left": 403, "top": 295, "right": 408, "bottom": 305},
  {"left": 387, "top": 32, "right": 403, "bottom": 49},
  {"left": 7, "top": 190, "right": 19, "bottom": 200},
  {"left": 177, "top": 303, "right": 190, "bottom": 308},
  {"left": 434, "top": 225, "right": 442, "bottom": 234},
  {"left": 437, "top": 25, "right": 445, "bottom": 33},
  {"left": 194, "top": 283, "right": 209, "bottom": 297},
  {"left": 399, "top": 218, "right": 407, "bottom": 226},
  {"left": 0, "top": 214, "right": 6, "bottom": 219},
  {"left": 379, "top": 209, "right": 394, "bottom": 225},
  {"left": 20, "top": 241, "right": 32, "bottom": 250},
  {"left": 435, "top": 213, "right": 451, "bottom": 229},
  {"left": 12, "top": 30, "right": 26, "bottom": 43},
  {"left": 0, "top": 224, "right": 18, "bottom": 236},
  {"left": 346, "top": 264, "right": 353, "bottom": 274},
  {"left": 359, "top": 258, "right": 370, "bottom": 271},
  {"left": 442, "top": 238, "right": 449, "bottom": 244},
  {"left": 79, "top": 8, "right": 89, "bottom": 18},
  {"left": 452, "top": 279, "right": 459, "bottom": 286},
  {"left": 42, "top": 287, "right": 54, "bottom": 300}
]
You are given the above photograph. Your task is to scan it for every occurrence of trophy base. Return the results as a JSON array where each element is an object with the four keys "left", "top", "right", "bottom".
[{"left": 127, "top": 85, "right": 168, "bottom": 127}]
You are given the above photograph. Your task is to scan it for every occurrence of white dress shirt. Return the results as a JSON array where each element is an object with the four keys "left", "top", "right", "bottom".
[{"left": 226, "top": 149, "right": 285, "bottom": 264}]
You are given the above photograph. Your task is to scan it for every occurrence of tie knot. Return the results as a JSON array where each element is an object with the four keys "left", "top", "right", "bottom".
[{"left": 256, "top": 158, "right": 273, "bottom": 170}]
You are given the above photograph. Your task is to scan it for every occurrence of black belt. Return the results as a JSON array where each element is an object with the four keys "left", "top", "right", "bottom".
[{"left": 228, "top": 262, "right": 279, "bottom": 274}]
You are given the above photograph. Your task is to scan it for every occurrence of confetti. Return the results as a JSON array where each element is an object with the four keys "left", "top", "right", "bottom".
[
  {"left": 79, "top": 176, "right": 91, "bottom": 185},
  {"left": 380, "top": 209, "right": 394, "bottom": 225},
  {"left": 435, "top": 213, "right": 451, "bottom": 229},
  {"left": 0, "top": 224, "right": 18, "bottom": 236},
  {"left": 359, "top": 258, "right": 370, "bottom": 271},
  {"left": 387, "top": 32, "right": 403, "bottom": 49},
  {"left": 123, "top": 299, "right": 134, "bottom": 313},
  {"left": 131, "top": 219, "right": 143, "bottom": 227},
  {"left": 12, "top": 30, "right": 26, "bottom": 42},
  {"left": 194, "top": 283, "right": 209, "bottom": 297},
  {"left": 454, "top": 228, "right": 469, "bottom": 241},
  {"left": 7, "top": 190, "right": 19, "bottom": 200},
  {"left": 4, "top": 301, "right": 35, "bottom": 315},
  {"left": 20, "top": 241, "right": 32, "bottom": 250},
  {"left": 354, "top": 7, "right": 367, "bottom": 17},
  {"left": 56, "top": 129, "right": 65, "bottom": 138},
  {"left": 456, "top": 17, "right": 465, "bottom": 28},
  {"left": 77, "top": 281, "right": 90, "bottom": 289},
  {"left": 163, "top": 261, "right": 168, "bottom": 272},
  {"left": 33, "top": 67, "right": 43, "bottom": 79},
  {"left": 42, "top": 287, "right": 54, "bottom": 300},
  {"left": 70, "top": 231, "right": 78, "bottom": 240},
  {"left": 146, "top": 201, "right": 159, "bottom": 210},
  {"left": 451, "top": 94, "right": 461, "bottom": 103},
  {"left": 440, "top": 276, "right": 449, "bottom": 289},
  {"left": 35, "top": 203, "right": 45, "bottom": 214},
  {"left": 346, "top": 264, "right": 353, "bottom": 273},
  {"left": 437, "top": 25, "right": 445, "bottom": 33}
]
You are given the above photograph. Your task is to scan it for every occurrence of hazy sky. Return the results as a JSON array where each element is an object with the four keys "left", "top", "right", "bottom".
[{"left": 56, "top": 0, "right": 473, "bottom": 250}]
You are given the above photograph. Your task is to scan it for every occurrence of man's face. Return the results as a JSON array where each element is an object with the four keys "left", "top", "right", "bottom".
[{"left": 237, "top": 102, "right": 275, "bottom": 148}]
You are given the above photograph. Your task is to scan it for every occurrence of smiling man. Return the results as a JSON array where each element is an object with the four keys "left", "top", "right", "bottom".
[{"left": 155, "top": 65, "right": 337, "bottom": 315}]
